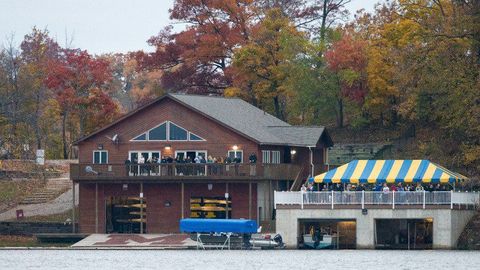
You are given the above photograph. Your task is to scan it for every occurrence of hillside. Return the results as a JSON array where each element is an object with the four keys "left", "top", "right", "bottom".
[{"left": 328, "top": 124, "right": 479, "bottom": 184}]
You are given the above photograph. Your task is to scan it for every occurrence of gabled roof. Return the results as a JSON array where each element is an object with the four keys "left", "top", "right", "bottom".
[
  {"left": 314, "top": 160, "right": 468, "bottom": 184},
  {"left": 266, "top": 126, "right": 332, "bottom": 147},
  {"left": 74, "top": 93, "right": 333, "bottom": 147}
]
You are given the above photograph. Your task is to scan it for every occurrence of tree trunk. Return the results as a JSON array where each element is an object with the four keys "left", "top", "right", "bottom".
[
  {"left": 248, "top": 82, "right": 257, "bottom": 107},
  {"left": 273, "top": 95, "right": 282, "bottom": 120},
  {"left": 34, "top": 91, "right": 42, "bottom": 150},
  {"left": 337, "top": 98, "right": 344, "bottom": 128},
  {"left": 320, "top": 0, "right": 328, "bottom": 43},
  {"left": 62, "top": 112, "right": 68, "bottom": 159}
]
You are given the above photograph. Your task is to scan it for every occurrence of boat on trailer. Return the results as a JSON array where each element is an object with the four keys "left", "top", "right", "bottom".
[{"left": 180, "top": 219, "right": 284, "bottom": 249}]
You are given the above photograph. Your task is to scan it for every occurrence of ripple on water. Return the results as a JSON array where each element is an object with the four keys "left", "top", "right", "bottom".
[{"left": 0, "top": 249, "right": 479, "bottom": 270}]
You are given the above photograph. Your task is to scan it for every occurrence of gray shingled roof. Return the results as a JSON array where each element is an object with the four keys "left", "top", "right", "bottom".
[
  {"left": 171, "top": 94, "right": 331, "bottom": 147},
  {"left": 75, "top": 93, "right": 332, "bottom": 146},
  {"left": 266, "top": 126, "right": 327, "bottom": 147}
]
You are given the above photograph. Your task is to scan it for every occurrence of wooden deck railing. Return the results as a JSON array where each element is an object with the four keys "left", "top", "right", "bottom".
[
  {"left": 274, "top": 191, "right": 480, "bottom": 210},
  {"left": 70, "top": 163, "right": 304, "bottom": 181}
]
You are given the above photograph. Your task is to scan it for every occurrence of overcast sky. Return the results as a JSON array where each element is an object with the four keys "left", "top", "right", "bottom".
[{"left": 0, "top": 0, "right": 381, "bottom": 55}]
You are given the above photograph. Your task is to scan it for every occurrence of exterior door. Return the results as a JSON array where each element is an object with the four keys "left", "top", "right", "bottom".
[{"left": 129, "top": 151, "right": 161, "bottom": 176}]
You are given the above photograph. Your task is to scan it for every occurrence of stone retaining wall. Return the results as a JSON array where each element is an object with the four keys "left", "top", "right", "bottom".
[
  {"left": 457, "top": 211, "right": 480, "bottom": 249},
  {"left": 0, "top": 222, "right": 76, "bottom": 236}
]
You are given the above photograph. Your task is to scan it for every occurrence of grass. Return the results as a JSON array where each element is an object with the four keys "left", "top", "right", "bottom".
[
  {"left": 0, "top": 179, "right": 45, "bottom": 211},
  {"left": 9, "top": 209, "right": 76, "bottom": 223},
  {"left": 0, "top": 235, "right": 70, "bottom": 248}
]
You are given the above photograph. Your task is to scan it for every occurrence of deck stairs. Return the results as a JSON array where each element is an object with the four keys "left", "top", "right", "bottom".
[{"left": 289, "top": 165, "right": 309, "bottom": 191}]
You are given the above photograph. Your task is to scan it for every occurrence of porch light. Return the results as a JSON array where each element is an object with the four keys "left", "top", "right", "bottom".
[
  {"left": 232, "top": 145, "right": 238, "bottom": 150},
  {"left": 165, "top": 144, "right": 171, "bottom": 150},
  {"left": 290, "top": 149, "right": 297, "bottom": 155}
]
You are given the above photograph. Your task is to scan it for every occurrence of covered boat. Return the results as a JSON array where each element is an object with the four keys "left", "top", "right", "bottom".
[
  {"left": 180, "top": 219, "right": 283, "bottom": 249},
  {"left": 180, "top": 218, "right": 258, "bottom": 233}
]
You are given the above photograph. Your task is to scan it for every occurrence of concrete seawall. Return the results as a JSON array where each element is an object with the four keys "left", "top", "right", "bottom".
[{"left": 276, "top": 208, "right": 476, "bottom": 249}]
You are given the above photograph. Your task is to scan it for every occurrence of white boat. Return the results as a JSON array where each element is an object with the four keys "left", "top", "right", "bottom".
[{"left": 302, "top": 234, "right": 337, "bottom": 249}]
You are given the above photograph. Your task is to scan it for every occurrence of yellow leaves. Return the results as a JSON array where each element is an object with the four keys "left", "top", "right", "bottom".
[{"left": 462, "top": 144, "right": 480, "bottom": 167}]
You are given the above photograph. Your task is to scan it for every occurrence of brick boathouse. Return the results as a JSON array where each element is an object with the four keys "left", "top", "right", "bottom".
[{"left": 71, "top": 93, "right": 332, "bottom": 234}]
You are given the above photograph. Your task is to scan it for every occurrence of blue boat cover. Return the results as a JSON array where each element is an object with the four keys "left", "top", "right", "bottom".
[{"left": 180, "top": 219, "right": 258, "bottom": 233}]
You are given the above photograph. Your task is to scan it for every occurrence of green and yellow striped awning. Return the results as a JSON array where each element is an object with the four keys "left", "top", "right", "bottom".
[{"left": 314, "top": 160, "right": 467, "bottom": 184}]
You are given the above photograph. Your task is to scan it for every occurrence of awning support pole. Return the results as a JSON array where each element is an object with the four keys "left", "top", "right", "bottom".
[
  {"left": 392, "top": 191, "right": 395, "bottom": 209},
  {"left": 300, "top": 191, "right": 304, "bottom": 209},
  {"left": 331, "top": 190, "right": 334, "bottom": 209},
  {"left": 423, "top": 190, "right": 426, "bottom": 209},
  {"left": 450, "top": 190, "right": 453, "bottom": 209},
  {"left": 361, "top": 190, "right": 365, "bottom": 209}
]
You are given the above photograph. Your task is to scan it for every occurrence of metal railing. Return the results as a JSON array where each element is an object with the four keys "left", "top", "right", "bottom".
[
  {"left": 70, "top": 163, "right": 303, "bottom": 181},
  {"left": 274, "top": 191, "right": 480, "bottom": 210}
]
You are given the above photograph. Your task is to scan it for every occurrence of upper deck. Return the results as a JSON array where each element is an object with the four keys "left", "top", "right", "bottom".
[{"left": 70, "top": 163, "right": 307, "bottom": 182}]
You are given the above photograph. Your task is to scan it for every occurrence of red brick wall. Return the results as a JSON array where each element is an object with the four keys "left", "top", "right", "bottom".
[
  {"left": 78, "top": 98, "right": 260, "bottom": 164},
  {"left": 78, "top": 182, "right": 257, "bottom": 234}
]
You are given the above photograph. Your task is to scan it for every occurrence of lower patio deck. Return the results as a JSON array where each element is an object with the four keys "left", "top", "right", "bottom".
[
  {"left": 274, "top": 191, "right": 480, "bottom": 249},
  {"left": 72, "top": 234, "right": 196, "bottom": 249},
  {"left": 274, "top": 191, "right": 480, "bottom": 210}
]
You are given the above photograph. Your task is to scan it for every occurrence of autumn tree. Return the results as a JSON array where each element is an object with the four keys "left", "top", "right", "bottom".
[
  {"left": 0, "top": 38, "right": 32, "bottom": 157},
  {"left": 137, "top": 0, "right": 256, "bottom": 94},
  {"left": 229, "top": 8, "right": 308, "bottom": 120},
  {"left": 108, "top": 54, "right": 164, "bottom": 109},
  {"left": 20, "top": 28, "right": 61, "bottom": 149},
  {"left": 46, "top": 49, "right": 120, "bottom": 158},
  {"left": 325, "top": 32, "right": 368, "bottom": 127}
]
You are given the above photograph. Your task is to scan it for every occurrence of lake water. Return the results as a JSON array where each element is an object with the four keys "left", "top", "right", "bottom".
[{"left": 0, "top": 249, "right": 479, "bottom": 270}]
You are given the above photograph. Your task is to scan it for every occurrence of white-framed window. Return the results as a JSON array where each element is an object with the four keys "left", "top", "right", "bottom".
[
  {"left": 93, "top": 150, "right": 108, "bottom": 164},
  {"left": 228, "top": 150, "right": 243, "bottom": 163},
  {"left": 174, "top": 150, "right": 207, "bottom": 162},
  {"left": 262, "top": 150, "right": 270, "bottom": 163},
  {"left": 128, "top": 151, "right": 161, "bottom": 163},
  {"left": 271, "top": 151, "right": 281, "bottom": 164},
  {"left": 262, "top": 150, "right": 281, "bottom": 164},
  {"left": 130, "top": 121, "right": 205, "bottom": 142}
]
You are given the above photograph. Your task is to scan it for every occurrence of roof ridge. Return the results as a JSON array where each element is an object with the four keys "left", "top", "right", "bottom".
[
  {"left": 169, "top": 93, "right": 241, "bottom": 100},
  {"left": 267, "top": 125, "right": 325, "bottom": 128}
]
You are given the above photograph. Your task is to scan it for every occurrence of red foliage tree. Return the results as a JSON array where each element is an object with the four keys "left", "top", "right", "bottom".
[
  {"left": 325, "top": 33, "right": 368, "bottom": 103},
  {"left": 45, "top": 49, "right": 119, "bottom": 158}
]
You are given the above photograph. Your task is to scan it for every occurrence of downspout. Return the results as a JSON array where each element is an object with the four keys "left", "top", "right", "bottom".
[
  {"left": 309, "top": 146, "right": 314, "bottom": 177},
  {"left": 325, "top": 147, "right": 330, "bottom": 171}
]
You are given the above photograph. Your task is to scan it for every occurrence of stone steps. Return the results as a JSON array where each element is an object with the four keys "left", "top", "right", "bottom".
[{"left": 19, "top": 177, "right": 72, "bottom": 205}]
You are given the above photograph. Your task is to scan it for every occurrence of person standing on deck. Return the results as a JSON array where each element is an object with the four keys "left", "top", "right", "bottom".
[{"left": 138, "top": 155, "right": 145, "bottom": 175}]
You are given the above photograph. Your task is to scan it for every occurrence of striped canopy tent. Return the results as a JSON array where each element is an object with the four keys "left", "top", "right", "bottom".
[{"left": 314, "top": 160, "right": 467, "bottom": 184}]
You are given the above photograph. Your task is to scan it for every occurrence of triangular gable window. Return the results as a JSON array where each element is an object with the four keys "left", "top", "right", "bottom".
[
  {"left": 132, "top": 133, "right": 147, "bottom": 141},
  {"left": 131, "top": 121, "right": 205, "bottom": 142},
  {"left": 169, "top": 122, "right": 188, "bottom": 140},
  {"left": 149, "top": 122, "right": 167, "bottom": 140},
  {"left": 189, "top": 132, "right": 205, "bottom": 141}
]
